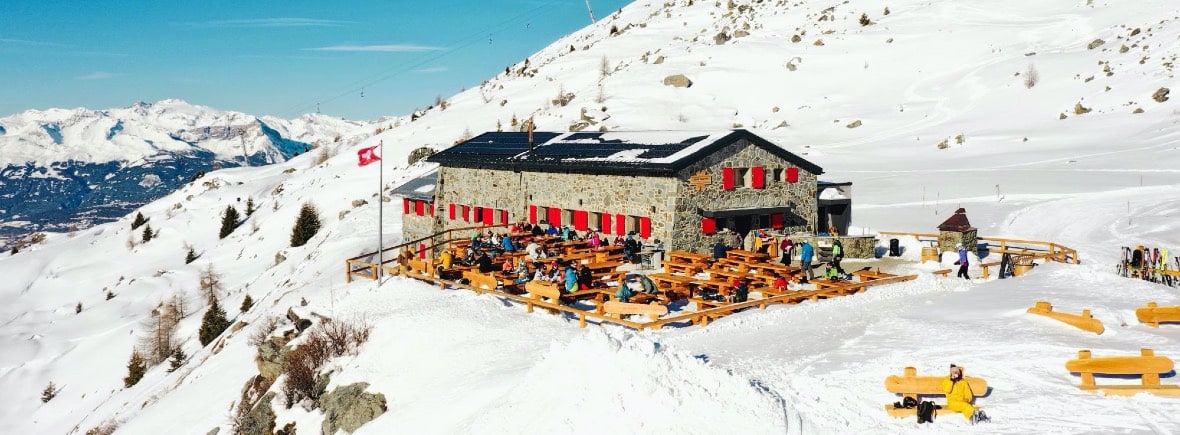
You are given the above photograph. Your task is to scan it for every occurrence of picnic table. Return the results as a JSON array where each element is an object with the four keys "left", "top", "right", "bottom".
[
  {"left": 726, "top": 249, "right": 770, "bottom": 263},
  {"left": 853, "top": 269, "right": 896, "bottom": 280},
  {"left": 647, "top": 272, "right": 698, "bottom": 296},
  {"left": 667, "top": 250, "right": 712, "bottom": 264},
  {"left": 749, "top": 263, "right": 798, "bottom": 278},
  {"left": 664, "top": 262, "right": 701, "bottom": 276},
  {"left": 585, "top": 261, "right": 623, "bottom": 273}
]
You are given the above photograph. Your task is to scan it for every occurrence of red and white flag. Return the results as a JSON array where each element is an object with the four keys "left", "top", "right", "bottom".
[{"left": 357, "top": 144, "right": 381, "bottom": 166}]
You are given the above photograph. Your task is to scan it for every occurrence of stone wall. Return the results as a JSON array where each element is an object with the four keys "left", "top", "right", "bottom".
[
  {"left": 673, "top": 138, "right": 818, "bottom": 254},
  {"left": 401, "top": 213, "right": 435, "bottom": 245},
  {"left": 805, "top": 235, "right": 875, "bottom": 259},
  {"left": 431, "top": 166, "right": 680, "bottom": 242},
  {"left": 939, "top": 229, "right": 977, "bottom": 255}
]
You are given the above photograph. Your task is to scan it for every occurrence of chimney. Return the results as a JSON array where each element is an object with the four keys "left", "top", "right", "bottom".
[{"left": 526, "top": 116, "right": 535, "bottom": 156}]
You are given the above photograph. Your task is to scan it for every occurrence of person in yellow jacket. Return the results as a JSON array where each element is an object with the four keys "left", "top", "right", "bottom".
[
  {"left": 439, "top": 249, "right": 454, "bottom": 270},
  {"left": 941, "top": 365, "right": 989, "bottom": 424}
]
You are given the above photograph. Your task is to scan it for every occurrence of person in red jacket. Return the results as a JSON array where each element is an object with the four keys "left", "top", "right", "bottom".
[
  {"left": 772, "top": 275, "right": 787, "bottom": 291},
  {"left": 779, "top": 237, "right": 794, "bottom": 265}
]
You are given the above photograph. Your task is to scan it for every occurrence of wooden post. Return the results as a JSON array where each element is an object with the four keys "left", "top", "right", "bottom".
[
  {"left": 1034, "top": 301, "right": 1052, "bottom": 312},
  {"left": 346, "top": 261, "right": 353, "bottom": 283},
  {"left": 1145, "top": 302, "right": 1159, "bottom": 328},
  {"left": 1077, "top": 350, "right": 1094, "bottom": 387},
  {"left": 1081, "top": 309, "right": 1091, "bottom": 319},
  {"left": 579, "top": 312, "right": 586, "bottom": 328},
  {"left": 1141, "top": 348, "right": 1161, "bottom": 386}
]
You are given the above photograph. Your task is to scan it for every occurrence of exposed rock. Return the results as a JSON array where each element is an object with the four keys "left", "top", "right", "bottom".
[
  {"left": 275, "top": 251, "right": 287, "bottom": 266},
  {"left": 813, "top": 39, "right": 825, "bottom": 46},
  {"left": 791, "top": 34, "right": 801, "bottom": 43},
  {"left": 734, "top": 29, "right": 750, "bottom": 38},
  {"left": 937, "top": 139, "right": 949, "bottom": 149},
  {"left": 1152, "top": 87, "right": 1170, "bottom": 102},
  {"left": 1059, "top": 112, "right": 1068, "bottom": 120},
  {"left": 845, "top": 120, "right": 862, "bottom": 128},
  {"left": 1119, "top": 45, "right": 1130, "bottom": 53},
  {"left": 238, "top": 392, "right": 277, "bottom": 435},
  {"left": 713, "top": 32, "right": 731, "bottom": 45},
  {"left": 662, "top": 74, "right": 693, "bottom": 88},
  {"left": 1087, "top": 38, "right": 1105, "bottom": 50},
  {"left": 1130, "top": 28, "right": 1141, "bottom": 36},
  {"left": 351, "top": 199, "right": 368, "bottom": 208},
  {"left": 1073, "top": 102, "right": 1092, "bottom": 115},
  {"left": 653, "top": 55, "right": 665, "bottom": 64},
  {"left": 1133, "top": 107, "right": 1145, "bottom": 114},
  {"left": 568, "top": 121, "right": 591, "bottom": 132},
  {"left": 256, "top": 338, "right": 290, "bottom": 382},
  {"left": 206, "top": 428, "right": 220, "bottom": 435},
  {"left": 319, "top": 383, "right": 387, "bottom": 435}
]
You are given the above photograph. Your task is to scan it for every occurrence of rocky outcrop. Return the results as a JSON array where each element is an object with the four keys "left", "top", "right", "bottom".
[
  {"left": 1153, "top": 87, "right": 1170, "bottom": 103},
  {"left": 663, "top": 74, "right": 693, "bottom": 88},
  {"left": 1087, "top": 38, "right": 1105, "bottom": 50},
  {"left": 238, "top": 392, "right": 277, "bottom": 435},
  {"left": 318, "top": 383, "right": 387, "bottom": 435},
  {"left": 256, "top": 338, "right": 290, "bottom": 382}
]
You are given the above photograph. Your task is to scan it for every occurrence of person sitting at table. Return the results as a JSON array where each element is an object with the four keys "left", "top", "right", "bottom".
[
  {"left": 515, "top": 265, "right": 531, "bottom": 284},
  {"left": 525, "top": 240, "right": 542, "bottom": 260},
  {"left": 533, "top": 268, "right": 547, "bottom": 282},
  {"left": 461, "top": 247, "right": 478, "bottom": 266},
  {"left": 730, "top": 277, "right": 750, "bottom": 303},
  {"left": 588, "top": 230, "right": 602, "bottom": 249},
  {"left": 545, "top": 224, "right": 559, "bottom": 236},
  {"left": 563, "top": 264, "right": 579, "bottom": 293},
  {"left": 638, "top": 274, "right": 658, "bottom": 294},
  {"left": 577, "top": 263, "right": 594, "bottom": 290},
  {"left": 623, "top": 233, "right": 641, "bottom": 263},
  {"left": 531, "top": 224, "right": 544, "bottom": 236},
  {"left": 773, "top": 275, "right": 787, "bottom": 291},
  {"left": 612, "top": 234, "right": 624, "bottom": 246},
  {"left": 501, "top": 257, "right": 514, "bottom": 274},
  {"left": 501, "top": 233, "right": 516, "bottom": 252},
  {"left": 823, "top": 262, "right": 842, "bottom": 280},
  {"left": 477, "top": 252, "right": 494, "bottom": 273},
  {"left": 713, "top": 239, "right": 729, "bottom": 260}
]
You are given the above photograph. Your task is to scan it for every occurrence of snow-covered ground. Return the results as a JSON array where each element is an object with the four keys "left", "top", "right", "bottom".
[{"left": 2, "top": 0, "right": 1179, "bottom": 433}]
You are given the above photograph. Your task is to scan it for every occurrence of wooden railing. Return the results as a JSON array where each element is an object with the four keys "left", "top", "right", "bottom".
[
  {"left": 345, "top": 223, "right": 511, "bottom": 283},
  {"left": 876, "top": 231, "right": 1080, "bottom": 264}
]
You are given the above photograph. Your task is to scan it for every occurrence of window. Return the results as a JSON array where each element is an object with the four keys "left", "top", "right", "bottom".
[
  {"left": 473, "top": 206, "right": 483, "bottom": 222},
  {"left": 588, "top": 212, "right": 602, "bottom": 232},
  {"left": 448, "top": 203, "right": 456, "bottom": 220},
  {"left": 722, "top": 167, "right": 735, "bottom": 190},
  {"left": 771, "top": 168, "right": 783, "bottom": 183},
  {"left": 403, "top": 199, "right": 411, "bottom": 214},
  {"left": 414, "top": 200, "right": 425, "bottom": 216},
  {"left": 734, "top": 168, "right": 750, "bottom": 188},
  {"left": 561, "top": 209, "right": 573, "bottom": 227},
  {"left": 462, "top": 205, "right": 470, "bottom": 222}
]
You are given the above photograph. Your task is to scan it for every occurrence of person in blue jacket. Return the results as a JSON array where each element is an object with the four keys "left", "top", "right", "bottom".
[
  {"left": 799, "top": 241, "right": 815, "bottom": 281},
  {"left": 713, "top": 240, "right": 728, "bottom": 260},
  {"left": 501, "top": 234, "right": 516, "bottom": 252},
  {"left": 563, "top": 264, "right": 578, "bottom": 293}
]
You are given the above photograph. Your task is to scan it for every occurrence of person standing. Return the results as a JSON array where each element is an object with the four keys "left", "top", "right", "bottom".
[
  {"left": 799, "top": 240, "right": 815, "bottom": 281},
  {"left": 780, "top": 236, "right": 794, "bottom": 265},
  {"left": 956, "top": 244, "right": 970, "bottom": 280},
  {"left": 831, "top": 238, "right": 844, "bottom": 274}
]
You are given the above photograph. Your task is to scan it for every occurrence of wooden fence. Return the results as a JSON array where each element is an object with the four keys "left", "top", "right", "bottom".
[
  {"left": 876, "top": 231, "right": 1080, "bottom": 264},
  {"left": 344, "top": 223, "right": 510, "bottom": 283}
]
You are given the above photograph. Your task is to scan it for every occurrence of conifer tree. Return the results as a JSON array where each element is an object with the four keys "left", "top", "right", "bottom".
[
  {"left": 198, "top": 296, "right": 230, "bottom": 346},
  {"left": 185, "top": 247, "right": 197, "bottom": 264},
  {"left": 290, "top": 202, "right": 322, "bottom": 247},
  {"left": 141, "top": 224, "right": 154, "bottom": 243},
  {"left": 131, "top": 212, "right": 147, "bottom": 230},
  {"left": 167, "top": 347, "right": 187, "bottom": 373},
  {"left": 219, "top": 206, "right": 240, "bottom": 239},
  {"left": 245, "top": 197, "right": 255, "bottom": 216},
  {"left": 123, "top": 351, "right": 146, "bottom": 388},
  {"left": 240, "top": 294, "right": 254, "bottom": 313},
  {"left": 41, "top": 382, "right": 57, "bottom": 403}
]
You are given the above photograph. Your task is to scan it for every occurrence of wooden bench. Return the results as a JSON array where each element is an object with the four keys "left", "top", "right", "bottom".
[
  {"left": 1136, "top": 302, "right": 1180, "bottom": 328},
  {"left": 932, "top": 269, "right": 952, "bottom": 277},
  {"left": 664, "top": 262, "right": 701, "bottom": 276},
  {"left": 883, "top": 367, "right": 988, "bottom": 417},
  {"left": 726, "top": 249, "right": 770, "bottom": 263},
  {"left": 602, "top": 301, "right": 668, "bottom": 321},
  {"left": 1065, "top": 348, "right": 1179, "bottom": 396},
  {"left": 462, "top": 270, "right": 500, "bottom": 292},
  {"left": 408, "top": 258, "right": 435, "bottom": 277},
  {"left": 1026, "top": 301, "right": 1103, "bottom": 334},
  {"left": 978, "top": 261, "right": 1002, "bottom": 279}
]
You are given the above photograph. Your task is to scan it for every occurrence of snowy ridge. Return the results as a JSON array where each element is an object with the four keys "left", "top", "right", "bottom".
[{"left": 1, "top": 0, "right": 1179, "bottom": 433}]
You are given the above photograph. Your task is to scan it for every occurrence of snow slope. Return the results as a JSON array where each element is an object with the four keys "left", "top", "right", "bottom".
[{"left": 1, "top": 0, "right": 1179, "bottom": 434}]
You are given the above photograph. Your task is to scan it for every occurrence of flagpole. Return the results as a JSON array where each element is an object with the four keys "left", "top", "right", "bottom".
[{"left": 377, "top": 140, "right": 384, "bottom": 287}]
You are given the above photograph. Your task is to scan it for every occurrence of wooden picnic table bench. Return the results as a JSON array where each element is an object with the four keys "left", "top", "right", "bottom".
[
  {"left": 883, "top": 366, "right": 988, "bottom": 418},
  {"left": 1136, "top": 302, "right": 1180, "bottom": 328},
  {"left": 1066, "top": 348, "right": 1179, "bottom": 396},
  {"left": 852, "top": 269, "right": 896, "bottom": 280},
  {"left": 602, "top": 301, "right": 668, "bottom": 321},
  {"left": 664, "top": 262, "right": 702, "bottom": 276},
  {"left": 748, "top": 262, "right": 797, "bottom": 276},
  {"left": 726, "top": 249, "right": 770, "bottom": 263},
  {"left": 585, "top": 261, "right": 623, "bottom": 272}
]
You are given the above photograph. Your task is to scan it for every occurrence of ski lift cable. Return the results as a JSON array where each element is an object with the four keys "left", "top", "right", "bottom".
[{"left": 280, "top": 0, "right": 569, "bottom": 118}]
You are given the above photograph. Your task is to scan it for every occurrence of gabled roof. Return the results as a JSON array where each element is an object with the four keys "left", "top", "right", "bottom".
[
  {"left": 938, "top": 208, "right": 975, "bottom": 232},
  {"left": 426, "top": 129, "right": 823, "bottom": 176}
]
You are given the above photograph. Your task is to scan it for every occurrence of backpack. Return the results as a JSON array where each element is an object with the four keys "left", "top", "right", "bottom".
[{"left": 916, "top": 400, "right": 936, "bottom": 424}]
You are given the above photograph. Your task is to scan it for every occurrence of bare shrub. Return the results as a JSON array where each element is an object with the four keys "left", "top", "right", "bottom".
[
  {"left": 1024, "top": 64, "right": 1039, "bottom": 88},
  {"left": 85, "top": 421, "right": 119, "bottom": 435},
  {"left": 199, "top": 264, "right": 222, "bottom": 302},
  {"left": 141, "top": 302, "right": 181, "bottom": 365},
  {"left": 248, "top": 316, "right": 282, "bottom": 347},
  {"left": 318, "top": 317, "right": 372, "bottom": 357},
  {"left": 282, "top": 347, "right": 318, "bottom": 407}
]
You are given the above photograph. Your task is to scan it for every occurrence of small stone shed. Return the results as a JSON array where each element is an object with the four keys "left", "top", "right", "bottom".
[
  {"left": 401, "top": 129, "right": 829, "bottom": 254},
  {"left": 937, "top": 207, "right": 978, "bottom": 254}
]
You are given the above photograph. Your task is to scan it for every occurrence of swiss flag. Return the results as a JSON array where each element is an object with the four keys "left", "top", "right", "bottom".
[{"left": 357, "top": 144, "right": 381, "bottom": 166}]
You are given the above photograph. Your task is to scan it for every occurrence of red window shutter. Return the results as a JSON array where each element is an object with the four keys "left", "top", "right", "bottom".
[
  {"left": 572, "top": 210, "right": 587, "bottom": 231},
  {"left": 528, "top": 205, "right": 537, "bottom": 224},
  {"left": 462, "top": 205, "right": 470, "bottom": 222},
  {"left": 751, "top": 166, "right": 765, "bottom": 189},
  {"left": 786, "top": 167, "right": 799, "bottom": 183},
  {"left": 418, "top": 243, "right": 426, "bottom": 259},
  {"left": 500, "top": 210, "right": 508, "bottom": 225},
  {"left": 428, "top": 202, "right": 434, "bottom": 216},
  {"left": 771, "top": 213, "right": 784, "bottom": 229},
  {"left": 403, "top": 198, "right": 410, "bottom": 214},
  {"left": 615, "top": 214, "right": 626, "bottom": 234},
  {"left": 548, "top": 208, "right": 561, "bottom": 227},
  {"left": 722, "top": 167, "right": 735, "bottom": 190},
  {"left": 448, "top": 203, "right": 456, "bottom": 220},
  {"left": 482, "top": 207, "right": 494, "bottom": 225},
  {"left": 415, "top": 200, "right": 424, "bottom": 216},
  {"left": 639, "top": 217, "right": 652, "bottom": 239},
  {"left": 701, "top": 217, "right": 717, "bottom": 234}
]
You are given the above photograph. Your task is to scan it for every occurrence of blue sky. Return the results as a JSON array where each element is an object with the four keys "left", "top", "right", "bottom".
[{"left": 0, "top": 0, "right": 631, "bottom": 120}]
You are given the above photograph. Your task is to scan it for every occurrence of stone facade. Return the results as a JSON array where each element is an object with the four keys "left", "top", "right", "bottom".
[
  {"left": 415, "top": 136, "right": 822, "bottom": 256},
  {"left": 806, "top": 235, "right": 875, "bottom": 259},
  {"left": 939, "top": 229, "right": 978, "bottom": 255},
  {"left": 673, "top": 138, "right": 818, "bottom": 254}
]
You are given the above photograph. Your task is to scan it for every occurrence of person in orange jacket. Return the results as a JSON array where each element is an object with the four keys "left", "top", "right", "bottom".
[{"left": 941, "top": 364, "right": 989, "bottom": 424}]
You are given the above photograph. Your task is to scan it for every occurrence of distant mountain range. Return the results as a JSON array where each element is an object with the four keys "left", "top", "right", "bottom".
[{"left": 0, "top": 99, "right": 366, "bottom": 246}]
